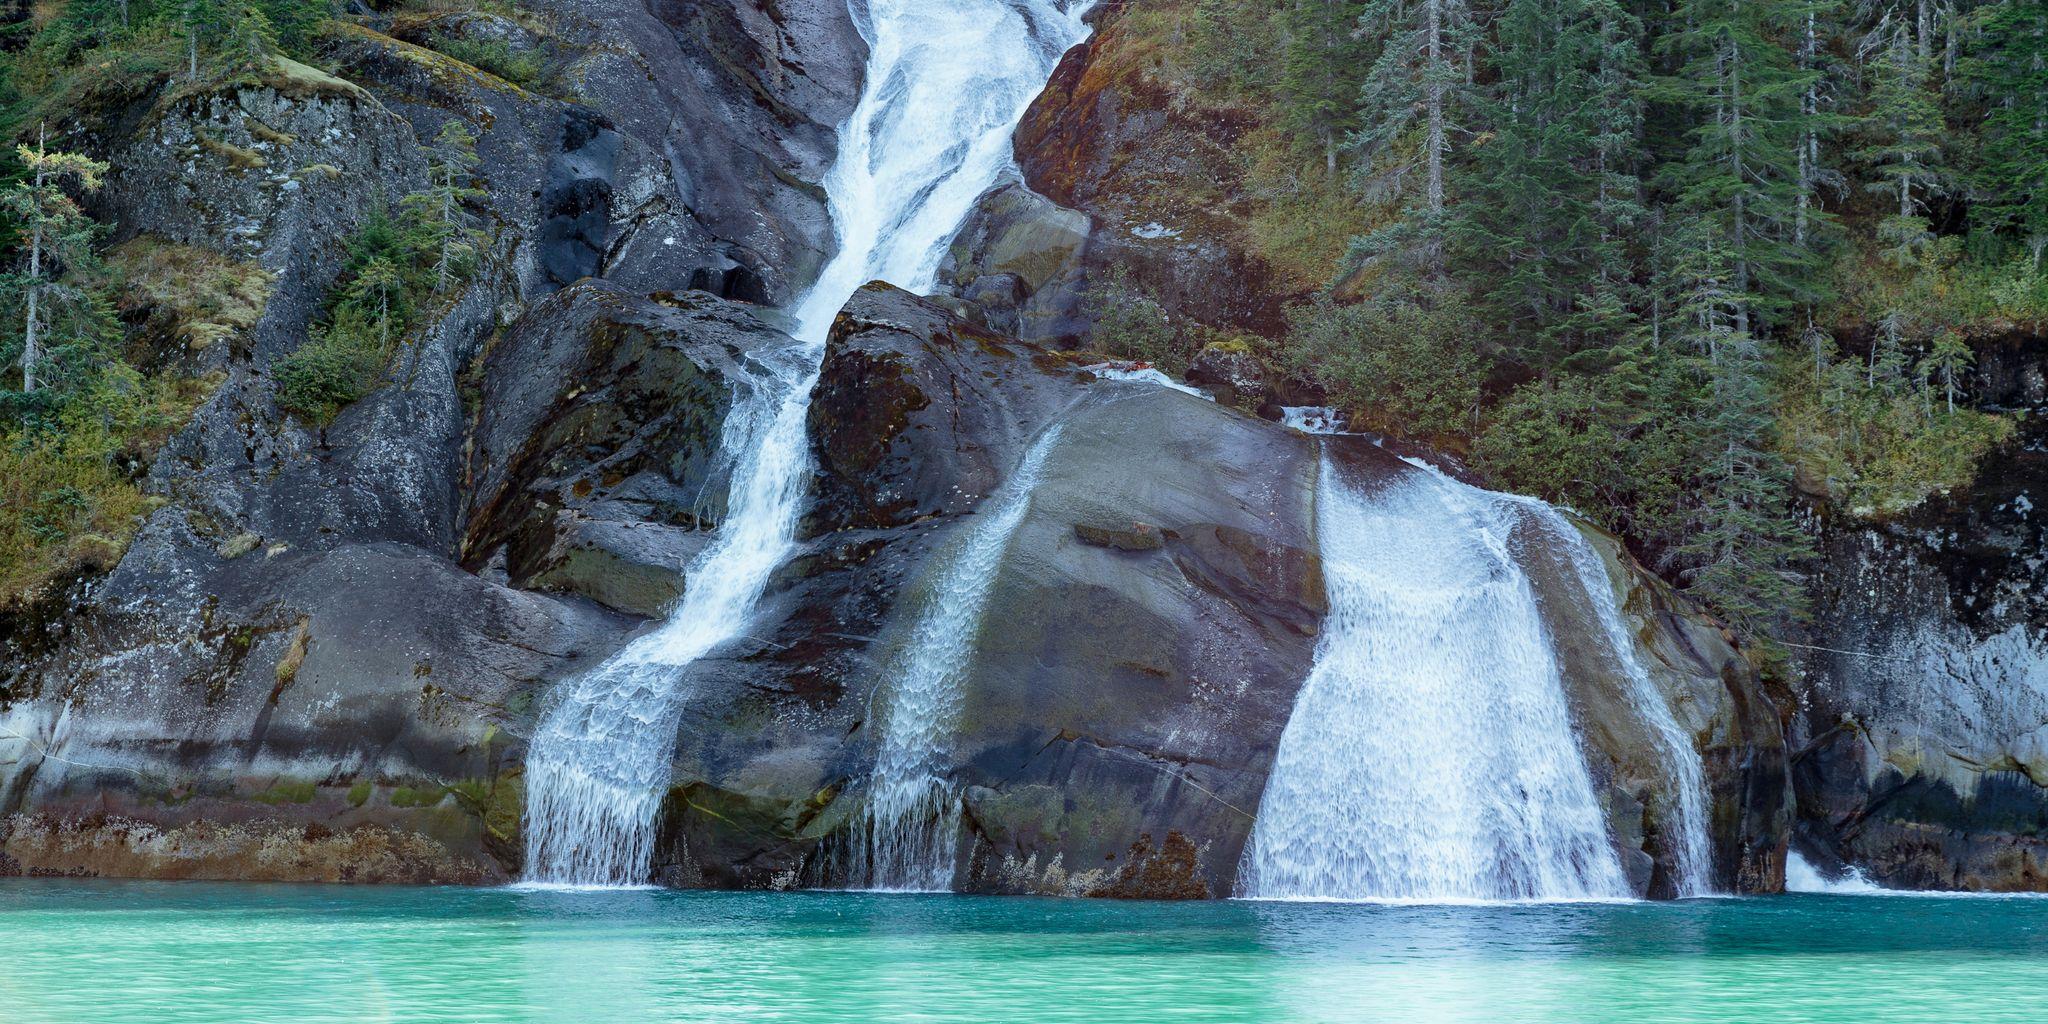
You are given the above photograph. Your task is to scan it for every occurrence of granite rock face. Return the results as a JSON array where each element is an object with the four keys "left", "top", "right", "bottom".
[
  {"left": 626, "top": 286, "right": 1788, "bottom": 898},
  {"left": 1010, "top": 7, "right": 1290, "bottom": 338},
  {"left": 0, "top": 0, "right": 869, "bottom": 882},
  {"left": 1794, "top": 335, "right": 2048, "bottom": 891}
]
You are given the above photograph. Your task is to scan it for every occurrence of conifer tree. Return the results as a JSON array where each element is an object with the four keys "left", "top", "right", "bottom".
[
  {"left": 1348, "top": 0, "right": 1479, "bottom": 275},
  {"left": 1920, "top": 327, "right": 1973, "bottom": 413},
  {"left": 1653, "top": 0, "right": 1824, "bottom": 333},
  {"left": 1661, "top": 246, "right": 1812, "bottom": 637},
  {"left": 1795, "top": 2, "right": 1851, "bottom": 248},
  {"left": 399, "top": 121, "right": 487, "bottom": 292},
  {"left": 227, "top": 2, "right": 281, "bottom": 72},
  {"left": 1857, "top": 15, "right": 1949, "bottom": 253},
  {"left": 1278, "top": 0, "right": 1370, "bottom": 176},
  {"left": 1452, "top": 0, "right": 1647, "bottom": 356},
  {"left": 2, "top": 131, "right": 108, "bottom": 394},
  {"left": 1967, "top": 0, "right": 2048, "bottom": 266}
]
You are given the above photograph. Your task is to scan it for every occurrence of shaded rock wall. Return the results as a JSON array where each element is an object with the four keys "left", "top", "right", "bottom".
[
  {"left": 1, "top": 0, "right": 869, "bottom": 882},
  {"left": 1795, "top": 336, "right": 2048, "bottom": 890}
]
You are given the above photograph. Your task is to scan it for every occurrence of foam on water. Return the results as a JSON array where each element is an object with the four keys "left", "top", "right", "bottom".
[
  {"left": 1786, "top": 851, "right": 1885, "bottom": 894},
  {"left": 1082, "top": 362, "right": 1212, "bottom": 399}
]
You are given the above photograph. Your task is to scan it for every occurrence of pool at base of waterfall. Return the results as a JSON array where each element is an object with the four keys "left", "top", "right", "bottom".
[{"left": 5, "top": 881, "right": 2046, "bottom": 1023}]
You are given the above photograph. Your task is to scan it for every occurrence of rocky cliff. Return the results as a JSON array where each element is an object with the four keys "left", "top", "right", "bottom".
[
  {"left": 0, "top": 0, "right": 1800, "bottom": 896},
  {"left": 1795, "top": 337, "right": 2048, "bottom": 891}
]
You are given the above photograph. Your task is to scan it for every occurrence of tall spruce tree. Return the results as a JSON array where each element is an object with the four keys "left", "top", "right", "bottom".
[
  {"left": 1451, "top": 0, "right": 1647, "bottom": 357},
  {"left": 1967, "top": 0, "right": 2048, "bottom": 265},
  {"left": 1278, "top": 0, "right": 1371, "bottom": 176},
  {"left": 1653, "top": 0, "right": 1825, "bottom": 334},
  {"left": 1795, "top": 2, "right": 1851, "bottom": 248},
  {"left": 1857, "top": 14, "right": 1949, "bottom": 250},
  {"left": 1663, "top": 237, "right": 1813, "bottom": 638},
  {"left": 1347, "top": 0, "right": 1480, "bottom": 275},
  {"left": 2, "top": 132, "right": 108, "bottom": 395}
]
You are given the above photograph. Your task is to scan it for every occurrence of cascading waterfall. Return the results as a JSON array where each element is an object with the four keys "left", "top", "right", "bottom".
[
  {"left": 1241, "top": 447, "right": 1631, "bottom": 901},
  {"left": 519, "top": 0, "right": 1091, "bottom": 887},
  {"left": 1517, "top": 498, "right": 1716, "bottom": 897},
  {"left": 845, "top": 426, "right": 1065, "bottom": 892}
]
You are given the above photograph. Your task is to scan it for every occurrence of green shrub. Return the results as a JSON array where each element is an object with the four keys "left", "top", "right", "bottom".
[
  {"left": 1773, "top": 345, "right": 2013, "bottom": 519},
  {"left": 0, "top": 372, "right": 217, "bottom": 605},
  {"left": 429, "top": 35, "right": 542, "bottom": 86},
  {"left": 273, "top": 309, "right": 387, "bottom": 423},
  {"left": 1280, "top": 293, "right": 1484, "bottom": 441},
  {"left": 1085, "top": 268, "right": 1191, "bottom": 371},
  {"left": 272, "top": 129, "right": 485, "bottom": 423}
]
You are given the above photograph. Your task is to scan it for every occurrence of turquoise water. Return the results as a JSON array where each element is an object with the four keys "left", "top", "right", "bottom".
[{"left": 3, "top": 882, "right": 2045, "bottom": 1023}]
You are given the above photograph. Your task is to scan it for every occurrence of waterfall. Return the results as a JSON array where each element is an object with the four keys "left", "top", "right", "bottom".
[
  {"left": 1241, "top": 450, "right": 1631, "bottom": 901},
  {"left": 845, "top": 426, "right": 1065, "bottom": 892},
  {"left": 519, "top": 0, "right": 1091, "bottom": 886},
  {"left": 1520, "top": 499, "right": 1716, "bottom": 897}
]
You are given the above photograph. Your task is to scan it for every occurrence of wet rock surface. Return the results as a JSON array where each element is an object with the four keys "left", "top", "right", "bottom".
[
  {"left": 627, "top": 286, "right": 1787, "bottom": 898},
  {"left": 461, "top": 282, "right": 792, "bottom": 617}
]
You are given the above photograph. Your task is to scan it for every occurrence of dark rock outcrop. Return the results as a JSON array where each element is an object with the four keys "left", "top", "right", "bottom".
[
  {"left": 934, "top": 179, "right": 1092, "bottom": 343},
  {"left": 1, "top": 0, "right": 873, "bottom": 882},
  {"left": 1794, "top": 335, "right": 2048, "bottom": 890},
  {"left": 462, "top": 282, "right": 792, "bottom": 617},
  {"left": 1011, "top": 8, "right": 1289, "bottom": 337}
]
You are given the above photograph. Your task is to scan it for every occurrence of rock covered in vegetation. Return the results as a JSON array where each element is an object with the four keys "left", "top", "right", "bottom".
[
  {"left": 1, "top": 0, "right": 872, "bottom": 882},
  {"left": 1795, "top": 338, "right": 2048, "bottom": 890}
]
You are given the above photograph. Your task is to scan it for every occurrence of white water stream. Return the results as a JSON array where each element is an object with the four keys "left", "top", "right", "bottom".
[
  {"left": 845, "top": 426, "right": 1065, "bottom": 891},
  {"left": 520, "top": 0, "right": 1090, "bottom": 886},
  {"left": 1525, "top": 497, "right": 1716, "bottom": 897},
  {"left": 1244, "top": 442, "right": 1657, "bottom": 901},
  {"left": 1786, "top": 851, "right": 1885, "bottom": 893}
]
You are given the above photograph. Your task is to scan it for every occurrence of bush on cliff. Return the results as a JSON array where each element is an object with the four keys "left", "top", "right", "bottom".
[
  {"left": 275, "top": 123, "right": 483, "bottom": 423},
  {"left": 1280, "top": 292, "right": 1484, "bottom": 442},
  {"left": 427, "top": 34, "right": 542, "bottom": 86}
]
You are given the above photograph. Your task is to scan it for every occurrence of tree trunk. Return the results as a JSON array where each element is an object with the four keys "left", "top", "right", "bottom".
[
  {"left": 21, "top": 131, "right": 47, "bottom": 394},
  {"left": 1796, "top": 11, "right": 1816, "bottom": 246},
  {"left": 1726, "top": 40, "right": 1751, "bottom": 337},
  {"left": 22, "top": 227, "right": 41, "bottom": 394},
  {"left": 1425, "top": 0, "right": 1445, "bottom": 218}
]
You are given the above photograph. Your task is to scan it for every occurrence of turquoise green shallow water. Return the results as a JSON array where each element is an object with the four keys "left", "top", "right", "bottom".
[{"left": 3, "top": 881, "right": 2045, "bottom": 1023}]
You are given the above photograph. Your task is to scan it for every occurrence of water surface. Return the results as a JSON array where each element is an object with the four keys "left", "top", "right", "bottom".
[{"left": 3, "top": 882, "right": 2043, "bottom": 1023}]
